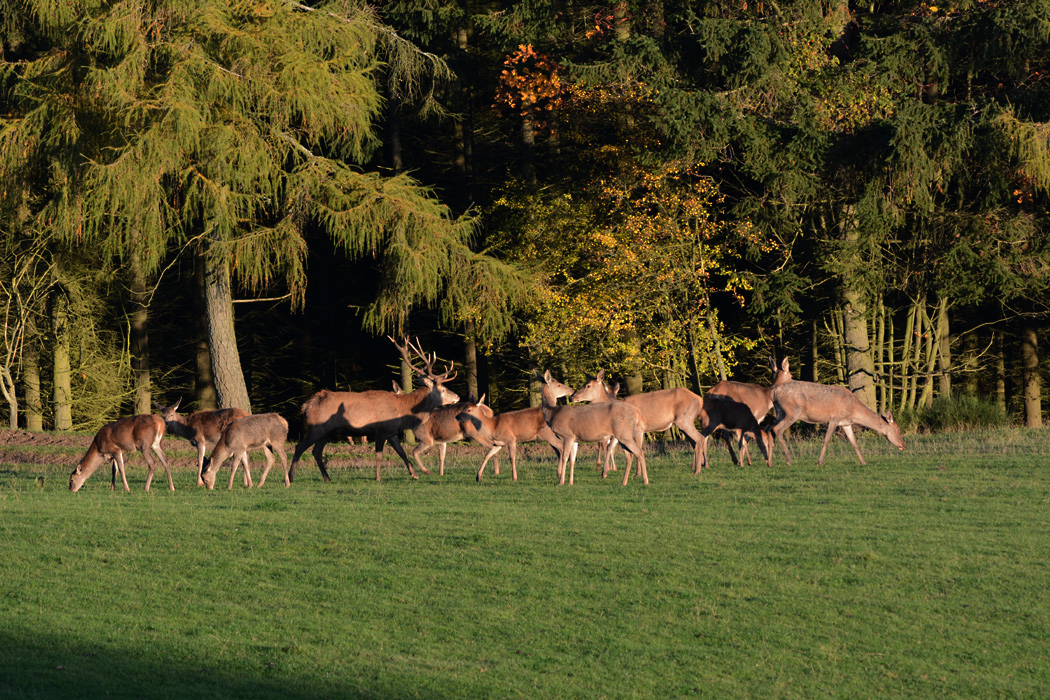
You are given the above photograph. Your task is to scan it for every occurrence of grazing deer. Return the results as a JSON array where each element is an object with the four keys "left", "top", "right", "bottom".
[
  {"left": 155, "top": 398, "right": 250, "bottom": 486},
  {"left": 69, "top": 414, "right": 172, "bottom": 492},
  {"left": 539, "top": 371, "right": 648, "bottom": 485},
  {"left": 290, "top": 337, "right": 459, "bottom": 482},
  {"left": 571, "top": 371, "right": 705, "bottom": 475},
  {"left": 698, "top": 396, "right": 772, "bottom": 471},
  {"left": 411, "top": 396, "right": 478, "bottom": 476},
  {"left": 455, "top": 398, "right": 563, "bottom": 482},
  {"left": 704, "top": 357, "right": 793, "bottom": 466},
  {"left": 201, "top": 413, "right": 290, "bottom": 490},
  {"left": 770, "top": 381, "right": 905, "bottom": 466}
]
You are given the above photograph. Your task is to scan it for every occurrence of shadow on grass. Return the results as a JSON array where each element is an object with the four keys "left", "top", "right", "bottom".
[{"left": 0, "top": 628, "right": 446, "bottom": 700}]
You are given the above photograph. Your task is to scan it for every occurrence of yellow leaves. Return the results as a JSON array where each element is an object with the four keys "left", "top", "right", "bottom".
[{"left": 493, "top": 44, "right": 566, "bottom": 125}]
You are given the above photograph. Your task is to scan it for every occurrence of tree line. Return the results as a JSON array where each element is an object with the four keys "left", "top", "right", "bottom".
[{"left": 2, "top": 0, "right": 1049, "bottom": 432}]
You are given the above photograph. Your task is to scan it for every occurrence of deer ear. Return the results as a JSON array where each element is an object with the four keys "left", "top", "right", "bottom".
[
  {"left": 421, "top": 376, "right": 435, "bottom": 388},
  {"left": 883, "top": 411, "right": 895, "bottom": 423},
  {"left": 543, "top": 370, "right": 552, "bottom": 383},
  {"left": 478, "top": 393, "right": 486, "bottom": 406},
  {"left": 612, "top": 383, "right": 621, "bottom": 397},
  {"left": 781, "top": 358, "right": 790, "bottom": 373},
  {"left": 596, "top": 369, "right": 605, "bottom": 381}
]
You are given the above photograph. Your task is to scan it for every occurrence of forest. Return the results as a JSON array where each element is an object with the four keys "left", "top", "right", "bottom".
[{"left": 2, "top": 0, "right": 1050, "bottom": 433}]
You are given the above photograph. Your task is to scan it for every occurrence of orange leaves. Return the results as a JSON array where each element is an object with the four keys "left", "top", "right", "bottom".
[{"left": 493, "top": 45, "right": 566, "bottom": 125}]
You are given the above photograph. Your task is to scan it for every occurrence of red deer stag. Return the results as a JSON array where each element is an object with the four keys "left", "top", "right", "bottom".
[
  {"left": 703, "top": 357, "right": 793, "bottom": 466},
  {"left": 455, "top": 398, "right": 563, "bottom": 482},
  {"left": 201, "top": 413, "right": 290, "bottom": 490},
  {"left": 770, "top": 381, "right": 905, "bottom": 466},
  {"left": 698, "top": 396, "right": 772, "bottom": 471},
  {"left": 539, "top": 371, "right": 648, "bottom": 486},
  {"left": 69, "top": 414, "right": 172, "bottom": 492},
  {"left": 155, "top": 398, "right": 250, "bottom": 486},
  {"left": 571, "top": 371, "right": 705, "bottom": 475},
  {"left": 410, "top": 396, "right": 479, "bottom": 476},
  {"left": 290, "top": 337, "right": 459, "bottom": 482}
]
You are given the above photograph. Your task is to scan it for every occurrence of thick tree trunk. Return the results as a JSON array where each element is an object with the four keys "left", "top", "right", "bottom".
[
  {"left": 129, "top": 241, "right": 151, "bottom": 414},
  {"left": 843, "top": 293, "right": 875, "bottom": 408},
  {"left": 193, "top": 246, "right": 218, "bottom": 410},
  {"left": 203, "top": 245, "right": 252, "bottom": 412},
  {"left": 24, "top": 327, "right": 42, "bottom": 431},
  {"left": 528, "top": 369, "right": 542, "bottom": 408},
  {"left": 1022, "top": 326, "right": 1041, "bottom": 428},
  {"left": 52, "top": 287, "right": 72, "bottom": 430},
  {"left": 464, "top": 318, "right": 479, "bottom": 401}
]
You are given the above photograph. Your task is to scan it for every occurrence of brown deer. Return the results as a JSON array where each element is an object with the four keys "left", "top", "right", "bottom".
[
  {"left": 155, "top": 398, "right": 250, "bottom": 486},
  {"left": 455, "top": 398, "right": 563, "bottom": 482},
  {"left": 290, "top": 337, "right": 459, "bottom": 482},
  {"left": 201, "top": 413, "right": 290, "bottom": 490},
  {"left": 69, "top": 414, "right": 173, "bottom": 492},
  {"left": 769, "top": 381, "right": 905, "bottom": 466},
  {"left": 570, "top": 371, "right": 705, "bottom": 475},
  {"left": 539, "top": 371, "right": 648, "bottom": 486},
  {"left": 698, "top": 395, "right": 773, "bottom": 471},
  {"left": 411, "top": 396, "right": 478, "bottom": 476},
  {"left": 703, "top": 357, "right": 793, "bottom": 466}
]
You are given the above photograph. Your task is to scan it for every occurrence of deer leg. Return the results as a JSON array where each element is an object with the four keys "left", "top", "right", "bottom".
[
  {"left": 384, "top": 435, "right": 422, "bottom": 480},
  {"left": 307, "top": 438, "right": 332, "bottom": 483},
  {"left": 411, "top": 439, "right": 432, "bottom": 477},
  {"left": 840, "top": 425, "right": 866, "bottom": 465},
  {"left": 817, "top": 423, "right": 837, "bottom": 466},
  {"left": 477, "top": 443, "right": 501, "bottom": 482},
  {"left": 196, "top": 442, "right": 207, "bottom": 486},
  {"left": 152, "top": 439, "right": 174, "bottom": 491},
  {"left": 110, "top": 457, "right": 118, "bottom": 491},
  {"left": 227, "top": 453, "right": 240, "bottom": 490},
  {"left": 113, "top": 453, "right": 130, "bottom": 492},
  {"left": 439, "top": 443, "right": 448, "bottom": 476},
  {"left": 771, "top": 414, "right": 794, "bottom": 466},
  {"left": 258, "top": 446, "right": 276, "bottom": 487},
  {"left": 277, "top": 446, "right": 291, "bottom": 486},
  {"left": 141, "top": 447, "right": 156, "bottom": 492},
  {"left": 509, "top": 440, "right": 519, "bottom": 481}
]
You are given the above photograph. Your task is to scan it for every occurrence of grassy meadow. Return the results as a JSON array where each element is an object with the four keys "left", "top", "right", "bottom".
[{"left": 0, "top": 429, "right": 1048, "bottom": 699}]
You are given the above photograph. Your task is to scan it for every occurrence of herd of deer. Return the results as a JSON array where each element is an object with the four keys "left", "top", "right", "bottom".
[{"left": 68, "top": 338, "right": 906, "bottom": 492}]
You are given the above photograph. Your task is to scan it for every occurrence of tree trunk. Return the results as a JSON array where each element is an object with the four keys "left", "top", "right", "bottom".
[
  {"left": 1, "top": 366, "right": 16, "bottom": 429},
  {"left": 918, "top": 304, "right": 937, "bottom": 408},
  {"left": 24, "top": 326, "right": 42, "bottom": 431},
  {"left": 52, "top": 287, "right": 72, "bottom": 430},
  {"left": 1022, "top": 326, "right": 1041, "bottom": 428},
  {"left": 808, "top": 318, "right": 819, "bottom": 383},
  {"left": 994, "top": 330, "right": 1007, "bottom": 412},
  {"left": 203, "top": 244, "right": 252, "bottom": 412},
  {"left": 843, "top": 292, "right": 875, "bottom": 408},
  {"left": 707, "top": 310, "right": 727, "bottom": 382},
  {"left": 935, "top": 297, "right": 951, "bottom": 399},
  {"left": 193, "top": 245, "right": 218, "bottom": 410},
  {"left": 129, "top": 240, "right": 151, "bottom": 415},
  {"left": 400, "top": 355, "right": 415, "bottom": 445},
  {"left": 521, "top": 117, "right": 536, "bottom": 186},
  {"left": 464, "top": 318, "right": 479, "bottom": 401},
  {"left": 528, "top": 369, "right": 542, "bottom": 408}
]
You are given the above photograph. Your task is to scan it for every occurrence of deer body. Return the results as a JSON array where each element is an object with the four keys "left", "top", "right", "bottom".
[
  {"left": 456, "top": 401, "right": 562, "bottom": 482},
  {"left": 770, "top": 381, "right": 905, "bottom": 466},
  {"left": 157, "top": 398, "right": 250, "bottom": 486},
  {"left": 69, "top": 414, "right": 172, "bottom": 492},
  {"left": 703, "top": 357, "right": 792, "bottom": 466},
  {"left": 699, "top": 396, "right": 772, "bottom": 471},
  {"left": 571, "top": 372, "right": 704, "bottom": 475},
  {"left": 540, "top": 371, "right": 648, "bottom": 486},
  {"left": 411, "top": 399, "right": 476, "bottom": 476},
  {"left": 201, "top": 413, "right": 290, "bottom": 489},
  {"left": 290, "top": 338, "right": 458, "bottom": 482}
]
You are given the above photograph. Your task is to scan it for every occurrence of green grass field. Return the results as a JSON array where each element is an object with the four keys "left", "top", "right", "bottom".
[{"left": 1, "top": 429, "right": 1048, "bottom": 699}]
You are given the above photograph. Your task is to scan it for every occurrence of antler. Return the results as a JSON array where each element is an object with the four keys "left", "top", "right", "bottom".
[{"left": 389, "top": 336, "right": 457, "bottom": 383}]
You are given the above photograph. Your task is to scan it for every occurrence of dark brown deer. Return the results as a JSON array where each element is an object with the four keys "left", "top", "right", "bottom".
[
  {"left": 703, "top": 357, "right": 793, "bottom": 466},
  {"left": 570, "top": 371, "right": 705, "bottom": 475},
  {"left": 698, "top": 395, "right": 772, "bottom": 471},
  {"left": 69, "top": 414, "right": 172, "bottom": 492},
  {"left": 155, "top": 398, "right": 250, "bottom": 486},
  {"left": 201, "top": 413, "right": 290, "bottom": 490},
  {"left": 290, "top": 337, "right": 459, "bottom": 482},
  {"left": 539, "top": 371, "right": 648, "bottom": 485},
  {"left": 455, "top": 398, "right": 563, "bottom": 482},
  {"left": 770, "top": 381, "right": 905, "bottom": 466},
  {"left": 411, "top": 396, "right": 478, "bottom": 476}
]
